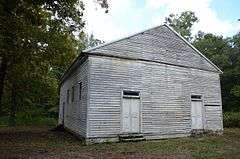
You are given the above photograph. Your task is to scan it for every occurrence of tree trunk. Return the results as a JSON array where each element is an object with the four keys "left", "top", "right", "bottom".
[
  {"left": 9, "top": 83, "right": 17, "bottom": 126},
  {"left": 0, "top": 57, "right": 7, "bottom": 115}
]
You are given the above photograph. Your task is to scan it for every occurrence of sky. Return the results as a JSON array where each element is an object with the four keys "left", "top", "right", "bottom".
[{"left": 83, "top": 0, "right": 240, "bottom": 42}]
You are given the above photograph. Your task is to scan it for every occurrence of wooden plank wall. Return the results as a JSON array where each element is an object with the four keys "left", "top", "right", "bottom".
[
  {"left": 88, "top": 25, "right": 217, "bottom": 72},
  {"left": 87, "top": 55, "right": 223, "bottom": 138},
  {"left": 59, "top": 58, "right": 89, "bottom": 137}
]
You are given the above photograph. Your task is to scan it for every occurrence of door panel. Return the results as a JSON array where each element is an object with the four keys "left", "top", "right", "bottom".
[
  {"left": 122, "top": 98, "right": 140, "bottom": 133},
  {"left": 131, "top": 99, "right": 140, "bottom": 133},
  {"left": 191, "top": 101, "right": 203, "bottom": 129},
  {"left": 122, "top": 98, "right": 131, "bottom": 132}
]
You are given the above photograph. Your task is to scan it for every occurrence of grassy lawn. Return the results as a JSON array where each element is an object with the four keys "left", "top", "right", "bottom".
[{"left": 0, "top": 126, "right": 240, "bottom": 159}]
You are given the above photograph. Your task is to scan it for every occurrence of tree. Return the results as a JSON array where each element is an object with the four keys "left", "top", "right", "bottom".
[
  {"left": 231, "top": 32, "right": 240, "bottom": 73},
  {"left": 228, "top": 32, "right": 240, "bottom": 111},
  {"left": 164, "top": 11, "right": 198, "bottom": 41},
  {"left": 193, "top": 32, "right": 240, "bottom": 111},
  {"left": 79, "top": 33, "right": 105, "bottom": 50},
  {"left": 0, "top": 0, "right": 108, "bottom": 124},
  {"left": 193, "top": 33, "right": 230, "bottom": 69},
  {"left": 0, "top": 0, "right": 84, "bottom": 123}
]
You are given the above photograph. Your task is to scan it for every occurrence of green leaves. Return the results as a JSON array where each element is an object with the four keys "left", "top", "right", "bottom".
[
  {"left": 0, "top": 0, "right": 108, "bottom": 124},
  {"left": 193, "top": 32, "right": 240, "bottom": 112},
  {"left": 164, "top": 11, "right": 198, "bottom": 41},
  {"left": 231, "top": 85, "right": 240, "bottom": 98},
  {"left": 0, "top": 0, "right": 110, "bottom": 124},
  {"left": 193, "top": 33, "right": 230, "bottom": 70},
  {"left": 78, "top": 33, "right": 105, "bottom": 50}
]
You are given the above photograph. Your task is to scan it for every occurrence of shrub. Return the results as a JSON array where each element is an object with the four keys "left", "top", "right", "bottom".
[
  {"left": 223, "top": 112, "right": 240, "bottom": 128},
  {"left": 0, "top": 115, "right": 57, "bottom": 127}
]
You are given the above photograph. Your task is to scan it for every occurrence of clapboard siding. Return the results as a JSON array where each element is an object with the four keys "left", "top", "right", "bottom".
[
  {"left": 88, "top": 25, "right": 217, "bottom": 72},
  {"left": 58, "top": 58, "right": 89, "bottom": 137},
  {"left": 87, "top": 55, "right": 222, "bottom": 138},
  {"left": 59, "top": 24, "right": 223, "bottom": 142}
]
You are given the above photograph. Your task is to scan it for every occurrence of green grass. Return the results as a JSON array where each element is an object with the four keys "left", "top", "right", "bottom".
[
  {"left": 224, "top": 112, "right": 240, "bottom": 128},
  {"left": 0, "top": 126, "right": 240, "bottom": 159}
]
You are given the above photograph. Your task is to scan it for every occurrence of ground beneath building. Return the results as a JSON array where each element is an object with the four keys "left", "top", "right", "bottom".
[{"left": 0, "top": 126, "right": 240, "bottom": 159}]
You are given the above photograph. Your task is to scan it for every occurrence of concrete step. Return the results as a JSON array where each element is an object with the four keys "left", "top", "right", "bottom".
[
  {"left": 120, "top": 137, "right": 145, "bottom": 142},
  {"left": 119, "top": 133, "right": 145, "bottom": 142},
  {"left": 119, "top": 133, "right": 143, "bottom": 138}
]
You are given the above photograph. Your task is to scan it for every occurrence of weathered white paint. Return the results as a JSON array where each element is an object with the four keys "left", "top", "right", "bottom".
[
  {"left": 58, "top": 57, "right": 89, "bottom": 138},
  {"left": 122, "top": 98, "right": 140, "bottom": 133},
  {"left": 191, "top": 100, "right": 203, "bottom": 129},
  {"left": 87, "top": 55, "right": 223, "bottom": 138},
  {"left": 85, "top": 25, "right": 221, "bottom": 74},
  {"left": 59, "top": 24, "right": 223, "bottom": 143},
  {"left": 83, "top": 24, "right": 222, "bottom": 73}
]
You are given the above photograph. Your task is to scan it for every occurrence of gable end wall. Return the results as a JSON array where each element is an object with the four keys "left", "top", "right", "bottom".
[
  {"left": 87, "top": 55, "right": 223, "bottom": 138},
  {"left": 87, "top": 25, "right": 219, "bottom": 73}
]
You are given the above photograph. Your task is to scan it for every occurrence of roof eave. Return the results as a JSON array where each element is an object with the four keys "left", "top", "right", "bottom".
[{"left": 60, "top": 53, "right": 87, "bottom": 85}]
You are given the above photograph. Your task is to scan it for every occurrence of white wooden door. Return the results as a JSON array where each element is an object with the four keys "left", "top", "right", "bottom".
[
  {"left": 122, "top": 98, "right": 140, "bottom": 133},
  {"left": 191, "top": 100, "right": 203, "bottom": 129},
  {"left": 122, "top": 98, "right": 131, "bottom": 132},
  {"left": 131, "top": 99, "right": 140, "bottom": 132}
]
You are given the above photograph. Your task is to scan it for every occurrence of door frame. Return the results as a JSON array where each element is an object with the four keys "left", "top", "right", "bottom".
[
  {"left": 120, "top": 90, "right": 142, "bottom": 134},
  {"left": 190, "top": 94, "right": 205, "bottom": 130}
]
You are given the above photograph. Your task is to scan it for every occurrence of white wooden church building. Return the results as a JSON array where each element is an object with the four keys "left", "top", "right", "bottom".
[{"left": 58, "top": 24, "right": 223, "bottom": 143}]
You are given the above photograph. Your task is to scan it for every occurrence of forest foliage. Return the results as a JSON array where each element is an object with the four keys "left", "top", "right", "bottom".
[
  {"left": 0, "top": 0, "right": 106, "bottom": 125},
  {"left": 0, "top": 2, "right": 239, "bottom": 126}
]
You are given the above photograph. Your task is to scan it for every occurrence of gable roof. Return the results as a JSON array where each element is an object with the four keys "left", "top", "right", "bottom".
[
  {"left": 83, "top": 24, "right": 222, "bottom": 73},
  {"left": 61, "top": 24, "right": 223, "bottom": 84}
]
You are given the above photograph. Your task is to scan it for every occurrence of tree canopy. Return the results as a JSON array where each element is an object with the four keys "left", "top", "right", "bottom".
[
  {"left": 0, "top": 0, "right": 107, "bottom": 125},
  {"left": 164, "top": 11, "right": 198, "bottom": 41}
]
